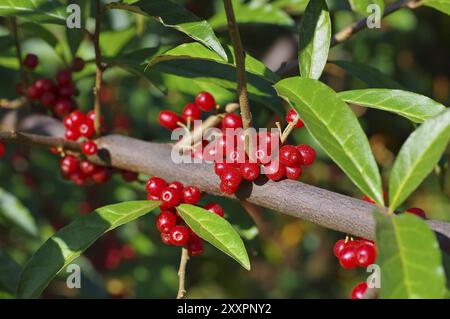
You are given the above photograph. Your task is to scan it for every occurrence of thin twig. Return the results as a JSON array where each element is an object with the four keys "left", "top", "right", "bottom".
[
  {"left": 223, "top": 0, "right": 252, "bottom": 150},
  {"left": 0, "top": 98, "right": 27, "bottom": 109},
  {"left": 0, "top": 131, "right": 81, "bottom": 152},
  {"left": 93, "top": 0, "right": 104, "bottom": 136},
  {"left": 176, "top": 248, "right": 190, "bottom": 299}
]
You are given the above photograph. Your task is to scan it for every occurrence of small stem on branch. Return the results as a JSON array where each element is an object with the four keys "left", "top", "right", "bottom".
[
  {"left": 93, "top": 0, "right": 104, "bottom": 137},
  {"left": 177, "top": 247, "right": 190, "bottom": 299}
]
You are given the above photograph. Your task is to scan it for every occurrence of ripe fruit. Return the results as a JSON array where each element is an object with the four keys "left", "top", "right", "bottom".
[
  {"left": 182, "top": 186, "right": 201, "bottom": 204},
  {"left": 339, "top": 246, "right": 357, "bottom": 269},
  {"left": 65, "top": 128, "right": 80, "bottom": 141},
  {"left": 182, "top": 103, "right": 202, "bottom": 121},
  {"left": 27, "top": 85, "right": 43, "bottom": 100},
  {"left": 40, "top": 91, "right": 57, "bottom": 106},
  {"left": 285, "top": 166, "right": 302, "bottom": 180},
  {"left": 204, "top": 203, "right": 224, "bottom": 217},
  {"left": 57, "top": 69, "right": 72, "bottom": 86},
  {"left": 161, "top": 232, "right": 172, "bottom": 245},
  {"left": 264, "top": 162, "right": 286, "bottom": 181},
  {"left": 81, "top": 140, "right": 98, "bottom": 156},
  {"left": 169, "top": 225, "right": 190, "bottom": 246},
  {"left": 406, "top": 207, "right": 426, "bottom": 219},
  {"left": 156, "top": 211, "right": 177, "bottom": 233},
  {"left": 195, "top": 91, "right": 216, "bottom": 112},
  {"left": 60, "top": 156, "right": 78, "bottom": 175},
  {"left": 70, "top": 110, "right": 86, "bottom": 128},
  {"left": 87, "top": 111, "right": 104, "bottom": 126},
  {"left": 355, "top": 243, "right": 376, "bottom": 267},
  {"left": 79, "top": 121, "right": 95, "bottom": 138},
  {"left": 279, "top": 145, "right": 301, "bottom": 167},
  {"left": 333, "top": 239, "right": 346, "bottom": 258},
  {"left": 222, "top": 113, "right": 243, "bottom": 129},
  {"left": 158, "top": 110, "right": 182, "bottom": 131},
  {"left": 72, "top": 57, "right": 85, "bottom": 72},
  {"left": 24, "top": 54, "right": 39, "bottom": 70},
  {"left": 160, "top": 187, "right": 182, "bottom": 208},
  {"left": 168, "top": 181, "right": 184, "bottom": 192},
  {"left": 91, "top": 166, "right": 110, "bottom": 184},
  {"left": 79, "top": 160, "right": 96, "bottom": 175},
  {"left": 0, "top": 143, "right": 5, "bottom": 158},
  {"left": 188, "top": 235, "right": 204, "bottom": 256},
  {"left": 239, "top": 162, "right": 260, "bottom": 181},
  {"left": 214, "top": 162, "right": 228, "bottom": 176},
  {"left": 70, "top": 170, "right": 87, "bottom": 186},
  {"left": 121, "top": 170, "right": 138, "bottom": 182},
  {"left": 53, "top": 99, "right": 74, "bottom": 117},
  {"left": 297, "top": 144, "right": 316, "bottom": 166},
  {"left": 286, "top": 109, "right": 304, "bottom": 128},
  {"left": 351, "top": 282, "right": 368, "bottom": 299},
  {"left": 146, "top": 177, "right": 168, "bottom": 197},
  {"left": 220, "top": 182, "right": 237, "bottom": 195},
  {"left": 220, "top": 167, "right": 242, "bottom": 189}
]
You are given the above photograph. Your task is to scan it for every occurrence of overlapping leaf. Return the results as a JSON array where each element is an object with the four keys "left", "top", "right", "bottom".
[
  {"left": 423, "top": 0, "right": 450, "bottom": 15},
  {"left": 349, "top": 0, "right": 384, "bottom": 17},
  {"left": 274, "top": 77, "right": 384, "bottom": 204},
  {"left": 0, "top": 0, "right": 66, "bottom": 24},
  {"left": 0, "top": 251, "right": 21, "bottom": 295}
]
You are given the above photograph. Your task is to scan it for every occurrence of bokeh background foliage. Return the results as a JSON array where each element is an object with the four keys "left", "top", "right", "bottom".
[{"left": 0, "top": 0, "right": 449, "bottom": 298}]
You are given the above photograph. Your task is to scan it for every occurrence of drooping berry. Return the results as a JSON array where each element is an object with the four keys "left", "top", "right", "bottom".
[
  {"left": 87, "top": 111, "right": 104, "bottom": 126},
  {"left": 65, "top": 128, "right": 80, "bottom": 141},
  {"left": 160, "top": 187, "right": 182, "bottom": 208},
  {"left": 40, "top": 91, "right": 57, "bottom": 107},
  {"left": 182, "top": 186, "right": 201, "bottom": 204},
  {"left": 264, "top": 162, "right": 286, "bottom": 181},
  {"left": 168, "top": 181, "right": 184, "bottom": 193},
  {"left": 57, "top": 69, "right": 72, "bottom": 86},
  {"left": 60, "top": 155, "right": 78, "bottom": 175},
  {"left": 333, "top": 239, "right": 346, "bottom": 258},
  {"left": 220, "top": 167, "right": 242, "bottom": 189},
  {"left": 188, "top": 234, "right": 204, "bottom": 256},
  {"left": 79, "top": 160, "right": 96, "bottom": 175},
  {"left": 239, "top": 162, "right": 260, "bottom": 181},
  {"left": 121, "top": 170, "right": 138, "bottom": 182},
  {"left": 69, "top": 110, "right": 86, "bottom": 128},
  {"left": 160, "top": 232, "right": 172, "bottom": 245},
  {"left": 222, "top": 113, "right": 243, "bottom": 130},
  {"left": 350, "top": 282, "right": 368, "bottom": 299},
  {"left": 91, "top": 166, "right": 111, "bottom": 184},
  {"left": 24, "top": 54, "right": 38, "bottom": 70},
  {"left": 26, "top": 84, "right": 43, "bottom": 100},
  {"left": 355, "top": 243, "right": 377, "bottom": 267},
  {"left": 156, "top": 211, "right": 177, "bottom": 233},
  {"left": 339, "top": 246, "right": 357, "bottom": 269},
  {"left": 81, "top": 140, "right": 98, "bottom": 156},
  {"left": 70, "top": 170, "right": 88, "bottom": 186},
  {"left": 297, "top": 144, "right": 316, "bottom": 166},
  {"left": 406, "top": 207, "right": 426, "bottom": 219},
  {"left": 204, "top": 203, "right": 224, "bottom": 217},
  {"left": 72, "top": 57, "right": 85, "bottom": 72},
  {"left": 195, "top": 91, "right": 216, "bottom": 112},
  {"left": 158, "top": 110, "right": 182, "bottom": 131},
  {"left": 182, "top": 103, "right": 202, "bottom": 121},
  {"left": 220, "top": 182, "right": 237, "bottom": 195},
  {"left": 146, "top": 177, "right": 168, "bottom": 198},
  {"left": 169, "top": 225, "right": 190, "bottom": 246},
  {"left": 79, "top": 121, "right": 95, "bottom": 138},
  {"left": 53, "top": 99, "right": 73, "bottom": 117},
  {"left": 286, "top": 109, "right": 304, "bottom": 128},
  {"left": 279, "top": 145, "right": 301, "bottom": 167},
  {"left": 285, "top": 166, "right": 302, "bottom": 180}
]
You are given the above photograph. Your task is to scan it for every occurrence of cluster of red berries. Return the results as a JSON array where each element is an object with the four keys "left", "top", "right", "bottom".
[
  {"left": 146, "top": 176, "right": 224, "bottom": 256},
  {"left": 17, "top": 53, "right": 85, "bottom": 118},
  {"left": 158, "top": 91, "right": 216, "bottom": 130}
]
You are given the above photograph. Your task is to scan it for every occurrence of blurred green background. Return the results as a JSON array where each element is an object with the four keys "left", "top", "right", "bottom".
[{"left": 0, "top": 0, "right": 449, "bottom": 299}]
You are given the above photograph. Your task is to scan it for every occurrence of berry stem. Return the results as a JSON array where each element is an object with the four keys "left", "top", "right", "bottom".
[
  {"left": 176, "top": 247, "right": 190, "bottom": 299},
  {"left": 92, "top": 0, "right": 104, "bottom": 137}
]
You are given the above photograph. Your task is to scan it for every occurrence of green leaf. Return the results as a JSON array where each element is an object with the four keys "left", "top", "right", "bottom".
[
  {"left": 298, "top": 0, "right": 331, "bottom": 79},
  {"left": 20, "top": 22, "right": 59, "bottom": 48},
  {"left": 0, "top": 187, "right": 38, "bottom": 237},
  {"left": 423, "top": 0, "right": 450, "bottom": 15},
  {"left": 337, "top": 89, "right": 447, "bottom": 123},
  {"left": 330, "top": 60, "right": 403, "bottom": 89},
  {"left": 272, "top": 0, "right": 309, "bottom": 14},
  {"left": 0, "top": 0, "right": 66, "bottom": 24},
  {"left": 389, "top": 109, "right": 450, "bottom": 210},
  {"left": 374, "top": 211, "right": 447, "bottom": 298},
  {"left": 0, "top": 251, "right": 21, "bottom": 295},
  {"left": 274, "top": 77, "right": 384, "bottom": 204},
  {"left": 176, "top": 204, "right": 250, "bottom": 271},
  {"left": 17, "top": 200, "right": 159, "bottom": 298},
  {"left": 208, "top": 0, "right": 294, "bottom": 29},
  {"left": 107, "top": 0, "right": 227, "bottom": 60},
  {"left": 100, "top": 27, "right": 137, "bottom": 57},
  {"left": 349, "top": 0, "right": 384, "bottom": 17}
]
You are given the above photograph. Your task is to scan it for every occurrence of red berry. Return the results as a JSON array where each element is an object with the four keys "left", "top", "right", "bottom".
[
  {"left": 220, "top": 182, "right": 237, "bottom": 195},
  {"left": 57, "top": 69, "right": 72, "bottom": 86},
  {"left": 279, "top": 145, "right": 301, "bottom": 167},
  {"left": 406, "top": 207, "right": 426, "bottom": 219},
  {"left": 36, "top": 79, "right": 55, "bottom": 92},
  {"left": 351, "top": 282, "right": 368, "bottom": 299},
  {"left": 63, "top": 115, "right": 75, "bottom": 129},
  {"left": 40, "top": 91, "right": 57, "bottom": 106},
  {"left": 65, "top": 128, "right": 80, "bottom": 141},
  {"left": 91, "top": 166, "right": 111, "bottom": 184},
  {"left": 221, "top": 167, "right": 242, "bottom": 189},
  {"left": 204, "top": 203, "right": 224, "bottom": 217},
  {"left": 225, "top": 149, "right": 247, "bottom": 165},
  {"left": 356, "top": 243, "right": 377, "bottom": 267},
  {"left": 297, "top": 144, "right": 316, "bottom": 166},
  {"left": 81, "top": 140, "right": 98, "bottom": 156},
  {"left": 58, "top": 85, "right": 75, "bottom": 98},
  {"left": 87, "top": 111, "right": 104, "bottom": 126},
  {"left": 53, "top": 99, "right": 73, "bottom": 117},
  {"left": 160, "top": 187, "right": 182, "bottom": 208},
  {"left": 161, "top": 232, "right": 172, "bottom": 245},
  {"left": 72, "top": 57, "right": 85, "bottom": 72},
  {"left": 339, "top": 246, "right": 357, "bottom": 269},
  {"left": 264, "top": 162, "right": 286, "bottom": 181},
  {"left": 188, "top": 235, "right": 204, "bottom": 256},
  {"left": 0, "top": 143, "right": 5, "bottom": 158},
  {"left": 168, "top": 181, "right": 184, "bottom": 192},
  {"left": 222, "top": 113, "right": 243, "bottom": 129},
  {"left": 182, "top": 186, "right": 201, "bottom": 204},
  {"left": 169, "top": 225, "right": 190, "bottom": 246},
  {"left": 70, "top": 110, "right": 86, "bottom": 128},
  {"left": 26, "top": 85, "right": 43, "bottom": 100},
  {"left": 195, "top": 91, "right": 216, "bottom": 112},
  {"left": 24, "top": 54, "right": 38, "bottom": 70},
  {"left": 239, "top": 162, "right": 260, "bottom": 181},
  {"left": 214, "top": 162, "right": 229, "bottom": 176},
  {"left": 70, "top": 170, "right": 88, "bottom": 186},
  {"left": 362, "top": 195, "right": 375, "bottom": 204},
  {"left": 156, "top": 211, "right": 177, "bottom": 233},
  {"left": 79, "top": 121, "right": 95, "bottom": 138},
  {"left": 182, "top": 103, "right": 202, "bottom": 121},
  {"left": 285, "top": 166, "right": 302, "bottom": 180},
  {"left": 79, "top": 160, "right": 96, "bottom": 175},
  {"left": 121, "top": 170, "right": 138, "bottom": 182},
  {"left": 146, "top": 177, "right": 168, "bottom": 197},
  {"left": 158, "top": 110, "right": 182, "bottom": 131},
  {"left": 333, "top": 239, "right": 346, "bottom": 258},
  {"left": 60, "top": 155, "right": 78, "bottom": 175},
  {"left": 286, "top": 109, "right": 304, "bottom": 128}
]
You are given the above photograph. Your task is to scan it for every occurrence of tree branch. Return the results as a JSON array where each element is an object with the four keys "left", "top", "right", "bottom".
[
  {"left": 278, "top": 0, "right": 419, "bottom": 75},
  {"left": 93, "top": 0, "right": 104, "bottom": 136},
  {"left": 2, "top": 111, "right": 450, "bottom": 254},
  {"left": 223, "top": 0, "right": 252, "bottom": 132},
  {"left": 0, "top": 130, "right": 80, "bottom": 152},
  {"left": 177, "top": 248, "right": 189, "bottom": 299}
]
